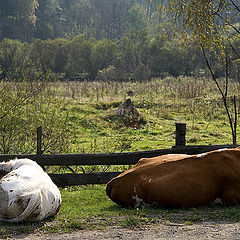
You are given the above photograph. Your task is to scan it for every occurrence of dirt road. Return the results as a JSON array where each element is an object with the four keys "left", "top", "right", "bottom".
[{"left": 10, "top": 221, "right": 240, "bottom": 240}]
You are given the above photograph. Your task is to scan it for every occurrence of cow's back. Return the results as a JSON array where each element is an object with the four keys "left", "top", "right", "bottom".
[{"left": 106, "top": 148, "right": 240, "bottom": 208}]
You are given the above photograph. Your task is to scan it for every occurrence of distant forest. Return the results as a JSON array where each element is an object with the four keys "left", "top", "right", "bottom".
[
  {"left": 0, "top": 0, "right": 239, "bottom": 80},
  {"left": 0, "top": 0, "right": 171, "bottom": 41}
]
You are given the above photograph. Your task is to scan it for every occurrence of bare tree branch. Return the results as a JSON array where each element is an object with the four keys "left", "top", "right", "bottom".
[
  {"left": 201, "top": 45, "right": 224, "bottom": 97},
  {"left": 230, "top": 0, "right": 240, "bottom": 13},
  {"left": 212, "top": 10, "right": 240, "bottom": 34},
  {"left": 214, "top": 0, "right": 226, "bottom": 13},
  {"left": 234, "top": 95, "right": 237, "bottom": 144},
  {"left": 227, "top": 39, "right": 240, "bottom": 59},
  {"left": 201, "top": 45, "right": 237, "bottom": 144},
  {"left": 225, "top": 51, "right": 229, "bottom": 98}
]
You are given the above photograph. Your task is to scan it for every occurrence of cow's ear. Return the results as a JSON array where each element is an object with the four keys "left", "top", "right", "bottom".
[{"left": 0, "top": 162, "right": 11, "bottom": 173}]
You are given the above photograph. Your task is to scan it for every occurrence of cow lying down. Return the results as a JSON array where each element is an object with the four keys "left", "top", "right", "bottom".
[
  {"left": 106, "top": 148, "right": 240, "bottom": 208},
  {"left": 0, "top": 158, "right": 61, "bottom": 222}
]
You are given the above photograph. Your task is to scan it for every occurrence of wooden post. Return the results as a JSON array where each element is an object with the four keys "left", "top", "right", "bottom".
[
  {"left": 175, "top": 123, "right": 186, "bottom": 147},
  {"left": 37, "top": 126, "right": 42, "bottom": 155}
]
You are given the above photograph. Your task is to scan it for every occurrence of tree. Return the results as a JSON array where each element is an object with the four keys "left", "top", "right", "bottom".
[
  {"left": 89, "top": 38, "right": 118, "bottom": 79},
  {"left": 30, "top": 37, "right": 68, "bottom": 74},
  {"left": 167, "top": 0, "right": 240, "bottom": 144},
  {"left": 0, "top": 0, "right": 38, "bottom": 42},
  {"left": 91, "top": 0, "right": 135, "bottom": 39},
  {"left": 0, "top": 38, "right": 29, "bottom": 74},
  {"left": 117, "top": 30, "right": 151, "bottom": 80},
  {"left": 51, "top": 38, "right": 68, "bottom": 73},
  {"left": 65, "top": 34, "right": 93, "bottom": 78},
  {"left": 148, "top": 34, "right": 195, "bottom": 76},
  {"left": 35, "top": 0, "right": 62, "bottom": 39},
  {"left": 59, "top": 0, "right": 98, "bottom": 38},
  {"left": 30, "top": 39, "right": 56, "bottom": 73},
  {"left": 127, "top": 3, "right": 148, "bottom": 33}
]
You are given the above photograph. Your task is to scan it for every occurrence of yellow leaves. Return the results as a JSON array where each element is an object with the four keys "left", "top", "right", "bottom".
[
  {"left": 166, "top": 0, "right": 233, "bottom": 54},
  {"left": 233, "top": 59, "right": 240, "bottom": 65},
  {"left": 156, "top": 3, "right": 166, "bottom": 13},
  {"left": 168, "top": 1, "right": 174, "bottom": 12}
]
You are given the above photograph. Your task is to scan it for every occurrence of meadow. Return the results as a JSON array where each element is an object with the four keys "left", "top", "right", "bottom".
[
  {"left": 56, "top": 76, "right": 240, "bottom": 153},
  {"left": 1, "top": 76, "right": 240, "bottom": 237}
]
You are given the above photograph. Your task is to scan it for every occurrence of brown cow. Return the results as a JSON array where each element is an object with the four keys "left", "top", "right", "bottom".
[{"left": 106, "top": 148, "right": 240, "bottom": 208}]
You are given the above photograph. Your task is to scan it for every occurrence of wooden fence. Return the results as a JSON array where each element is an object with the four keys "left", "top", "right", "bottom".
[
  {"left": 0, "top": 123, "right": 237, "bottom": 187},
  {"left": 0, "top": 144, "right": 238, "bottom": 187}
]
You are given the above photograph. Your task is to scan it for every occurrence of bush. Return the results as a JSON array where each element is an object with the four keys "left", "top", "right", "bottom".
[
  {"left": 0, "top": 66, "right": 73, "bottom": 154},
  {"left": 0, "top": 38, "right": 29, "bottom": 73}
]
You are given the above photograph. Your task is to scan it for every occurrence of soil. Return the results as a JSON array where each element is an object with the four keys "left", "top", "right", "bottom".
[{"left": 9, "top": 221, "right": 240, "bottom": 240}]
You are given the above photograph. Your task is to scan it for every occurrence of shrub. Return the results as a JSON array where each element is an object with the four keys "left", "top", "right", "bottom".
[{"left": 0, "top": 66, "right": 73, "bottom": 154}]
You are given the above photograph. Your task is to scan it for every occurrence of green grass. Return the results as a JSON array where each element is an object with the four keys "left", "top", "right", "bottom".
[
  {"left": 66, "top": 99, "right": 235, "bottom": 154},
  {"left": 1, "top": 185, "right": 240, "bottom": 238},
  {"left": 60, "top": 77, "right": 240, "bottom": 154},
  {"left": 44, "top": 186, "right": 240, "bottom": 231}
]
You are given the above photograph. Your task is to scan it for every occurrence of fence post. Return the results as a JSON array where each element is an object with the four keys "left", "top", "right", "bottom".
[
  {"left": 175, "top": 123, "right": 186, "bottom": 147},
  {"left": 37, "top": 126, "right": 42, "bottom": 154}
]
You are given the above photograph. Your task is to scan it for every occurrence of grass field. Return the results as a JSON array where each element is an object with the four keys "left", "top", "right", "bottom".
[
  {"left": 1, "top": 185, "right": 240, "bottom": 237},
  {"left": 58, "top": 76, "right": 240, "bottom": 154},
  {"left": 1, "top": 76, "right": 240, "bottom": 237}
]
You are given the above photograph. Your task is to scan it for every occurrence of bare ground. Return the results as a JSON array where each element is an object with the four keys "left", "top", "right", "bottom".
[{"left": 9, "top": 221, "right": 240, "bottom": 240}]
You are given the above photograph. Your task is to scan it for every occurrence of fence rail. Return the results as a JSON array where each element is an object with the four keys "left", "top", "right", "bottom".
[
  {"left": 49, "top": 172, "right": 121, "bottom": 187},
  {"left": 0, "top": 144, "right": 238, "bottom": 187}
]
